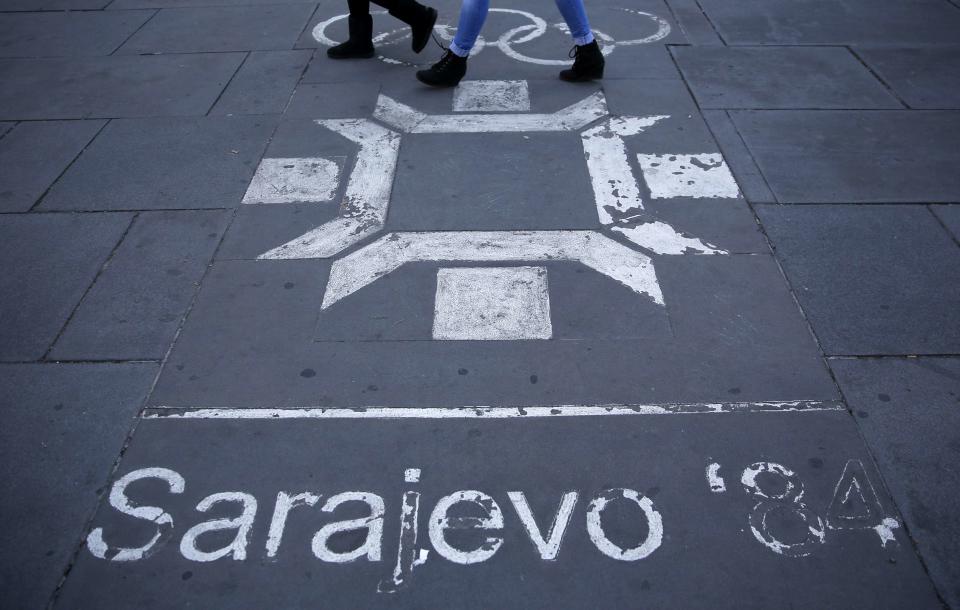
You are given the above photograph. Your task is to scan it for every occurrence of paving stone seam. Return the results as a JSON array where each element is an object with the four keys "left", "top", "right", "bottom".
[
  {"left": 0, "top": 206, "right": 233, "bottom": 215},
  {"left": 44, "top": 379, "right": 153, "bottom": 610},
  {"left": 666, "top": 48, "right": 779, "bottom": 203},
  {"left": 107, "top": 7, "right": 160, "bottom": 56},
  {"left": 204, "top": 51, "right": 252, "bottom": 116},
  {"left": 44, "top": 115, "right": 283, "bottom": 605},
  {"left": 267, "top": 47, "right": 317, "bottom": 116},
  {"left": 20, "top": 119, "right": 109, "bottom": 213},
  {"left": 658, "top": 0, "right": 722, "bottom": 47},
  {"left": 0, "top": 120, "right": 15, "bottom": 143},
  {"left": 668, "top": 54, "right": 847, "bottom": 416},
  {"left": 927, "top": 204, "right": 960, "bottom": 248},
  {"left": 845, "top": 46, "right": 911, "bottom": 109},
  {"left": 39, "top": 211, "right": 138, "bottom": 362},
  {"left": 824, "top": 356, "right": 953, "bottom": 609},
  {"left": 688, "top": 0, "right": 727, "bottom": 45},
  {"left": 138, "top": 116, "right": 286, "bottom": 405}
]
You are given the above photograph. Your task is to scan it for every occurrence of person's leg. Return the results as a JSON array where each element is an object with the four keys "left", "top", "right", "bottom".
[
  {"left": 553, "top": 0, "right": 594, "bottom": 45},
  {"left": 330, "top": 0, "right": 437, "bottom": 58},
  {"left": 555, "top": 0, "right": 604, "bottom": 81},
  {"left": 328, "top": 0, "right": 376, "bottom": 59},
  {"left": 449, "top": 0, "right": 490, "bottom": 57},
  {"left": 348, "top": 0, "right": 372, "bottom": 15}
]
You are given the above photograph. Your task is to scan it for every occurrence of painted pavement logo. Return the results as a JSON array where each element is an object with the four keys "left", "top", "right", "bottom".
[{"left": 245, "top": 80, "right": 737, "bottom": 340}]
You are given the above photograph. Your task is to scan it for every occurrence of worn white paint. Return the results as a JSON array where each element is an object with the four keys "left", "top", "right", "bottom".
[
  {"left": 404, "top": 468, "right": 421, "bottom": 483},
  {"left": 374, "top": 92, "right": 607, "bottom": 134},
  {"left": 378, "top": 488, "right": 422, "bottom": 593},
  {"left": 508, "top": 491, "right": 578, "bottom": 560},
  {"left": 454, "top": 80, "right": 531, "bottom": 112},
  {"left": 428, "top": 490, "right": 505, "bottom": 564},
  {"left": 581, "top": 119, "right": 641, "bottom": 223},
  {"left": 259, "top": 120, "right": 400, "bottom": 260},
  {"left": 320, "top": 230, "right": 663, "bottom": 309},
  {"left": 242, "top": 157, "right": 341, "bottom": 205},
  {"left": 266, "top": 491, "right": 320, "bottom": 558},
  {"left": 874, "top": 518, "right": 900, "bottom": 548},
  {"left": 433, "top": 266, "right": 552, "bottom": 340},
  {"left": 706, "top": 463, "right": 726, "bottom": 493},
  {"left": 87, "top": 467, "right": 185, "bottom": 562},
  {"left": 312, "top": 492, "right": 385, "bottom": 562},
  {"left": 825, "top": 459, "right": 899, "bottom": 547},
  {"left": 741, "top": 462, "right": 803, "bottom": 501},
  {"left": 637, "top": 153, "right": 740, "bottom": 199},
  {"left": 179, "top": 492, "right": 258, "bottom": 562},
  {"left": 145, "top": 400, "right": 844, "bottom": 419},
  {"left": 742, "top": 463, "right": 825, "bottom": 557},
  {"left": 579, "top": 117, "right": 725, "bottom": 255},
  {"left": 586, "top": 489, "right": 663, "bottom": 561},
  {"left": 314, "top": 9, "right": 670, "bottom": 66},
  {"left": 612, "top": 222, "right": 724, "bottom": 255}
]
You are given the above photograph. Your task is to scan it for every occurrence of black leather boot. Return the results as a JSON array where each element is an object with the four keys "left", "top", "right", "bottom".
[
  {"left": 416, "top": 49, "right": 467, "bottom": 87},
  {"left": 389, "top": 0, "right": 438, "bottom": 53},
  {"left": 559, "top": 39, "right": 605, "bottom": 81},
  {"left": 327, "top": 14, "right": 376, "bottom": 59}
]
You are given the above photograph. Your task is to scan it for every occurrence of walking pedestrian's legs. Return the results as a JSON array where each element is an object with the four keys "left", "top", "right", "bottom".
[{"left": 449, "top": 0, "right": 491, "bottom": 57}]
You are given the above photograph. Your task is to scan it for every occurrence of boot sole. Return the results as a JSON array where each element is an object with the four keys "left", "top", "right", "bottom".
[
  {"left": 559, "top": 67, "right": 604, "bottom": 82},
  {"left": 412, "top": 8, "right": 438, "bottom": 54},
  {"left": 415, "top": 72, "right": 463, "bottom": 88}
]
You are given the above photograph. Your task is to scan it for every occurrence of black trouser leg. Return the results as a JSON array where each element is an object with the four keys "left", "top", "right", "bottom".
[{"left": 350, "top": 0, "right": 403, "bottom": 15}]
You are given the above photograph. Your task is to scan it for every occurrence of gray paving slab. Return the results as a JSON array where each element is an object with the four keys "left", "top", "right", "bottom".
[
  {"left": 0, "top": 212, "right": 132, "bottom": 361},
  {"left": 58, "top": 411, "right": 939, "bottom": 608},
  {"left": 600, "top": 77, "right": 698, "bottom": 117},
  {"left": 0, "top": 120, "right": 104, "bottom": 213},
  {"left": 41, "top": 116, "right": 277, "bottom": 211},
  {"left": 284, "top": 82, "right": 382, "bottom": 119},
  {"left": 697, "top": 0, "right": 960, "bottom": 46},
  {"left": 757, "top": 204, "right": 960, "bottom": 356},
  {"left": 931, "top": 204, "right": 960, "bottom": 242},
  {"left": 0, "top": 10, "right": 154, "bottom": 58},
  {"left": 218, "top": 203, "right": 341, "bottom": 260},
  {"left": 830, "top": 357, "right": 960, "bottom": 609},
  {"left": 149, "top": 253, "right": 835, "bottom": 408},
  {"left": 730, "top": 110, "right": 960, "bottom": 203},
  {"left": 0, "top": 362, "right": 158, "bottom": 610},
  {"left": 855, "top": 47, "right": 960, "bottom": 109},
  {"left": 0, "top": 53, "right": 245, "bottom": 120},
  {"left": 0, "top": 122, "right": 13, "bottom": 139},
  {"left": 662, "top": 0, "right": 723, "bottom": 45},
  {"left": 673, "top": 46, "right": 900, "bottom": 109},
  {"left": 116, "top": 5, "right": 316, "bottom": 54},
  {"left": 211, "top": 50, "right": 312, "bottom": 116},
  {"left": 314, "top": 262, "right": 674, "bottom": 341},
  {"left": 49, "top": 210, "right": 232, "bottom": 361},
  {"left": 701, "top": 109, "right": 777, "bottom": 204},
  {"left": 3, "top": 0, "right": 109, "bottom": 9},
  {"left": 388, "top": 133, "right": 597, "bottom": 231}
]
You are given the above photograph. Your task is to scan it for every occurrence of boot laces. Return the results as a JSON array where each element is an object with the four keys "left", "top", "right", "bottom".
[{"left": 433, "top": 48, "right": 458, "bottom": 72}]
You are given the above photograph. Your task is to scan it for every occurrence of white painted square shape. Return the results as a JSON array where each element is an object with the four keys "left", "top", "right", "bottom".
[
  {"left": 433, "top": 266, "right": 552, "bottom": 340},
  {"left": 636, "top": 153, "right": 740, "bottom": 199},
  {"left": 453, "top": 80, "right": 531, "bottom": 113},
  {"left": 242, "top": 157, "right": 341, "bottom": 204}
]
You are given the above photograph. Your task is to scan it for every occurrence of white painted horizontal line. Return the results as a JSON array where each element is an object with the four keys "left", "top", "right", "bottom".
[{"left": 144, "top": 401, "right": 843, "bottom": 420}]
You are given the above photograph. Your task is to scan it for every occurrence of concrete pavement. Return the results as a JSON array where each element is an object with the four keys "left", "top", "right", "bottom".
[{"left": 1, "top": 0, "right": 959, "bottom": 607}]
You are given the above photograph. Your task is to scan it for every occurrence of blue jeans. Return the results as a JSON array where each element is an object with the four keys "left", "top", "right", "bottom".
[{"left": 450, "top": 0, "right": 595, "bottom": 57}]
